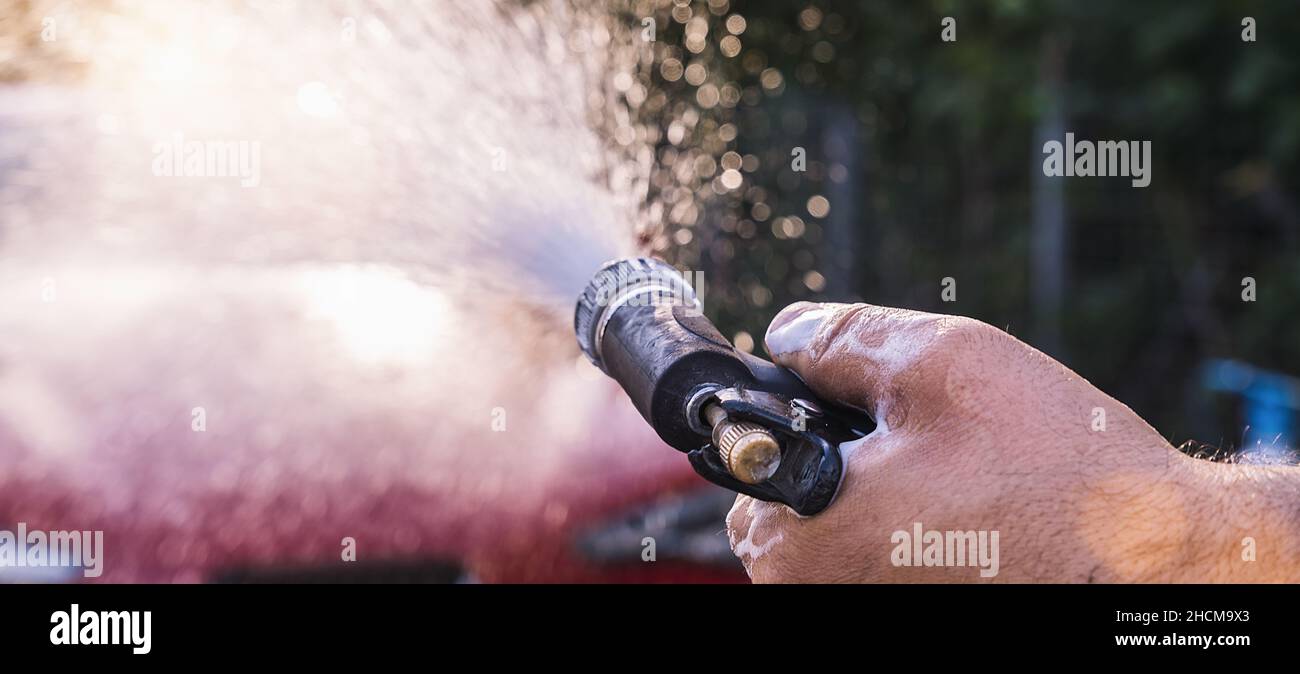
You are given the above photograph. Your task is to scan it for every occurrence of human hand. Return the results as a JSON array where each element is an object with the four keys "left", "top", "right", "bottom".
[{"left": 727, "top": 302, "right": 1300, "bottom": 583}]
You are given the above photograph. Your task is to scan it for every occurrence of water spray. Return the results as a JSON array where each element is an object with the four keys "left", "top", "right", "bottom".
[{"left": 575, "top": 258, "right": 874, "bottom": 516}]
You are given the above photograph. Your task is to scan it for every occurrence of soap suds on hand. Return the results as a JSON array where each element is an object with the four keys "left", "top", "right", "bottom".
[{"left": 730, "top": 497, "right": 785, "bottom": 573}]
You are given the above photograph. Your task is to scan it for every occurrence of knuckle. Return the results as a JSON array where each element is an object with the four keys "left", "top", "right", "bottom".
[
  {"left": 800, "top": 305, "right": 858, "bottom": 361},
  {"left": 922, "top": 315, "right": 1008, "bottom": 361},
  {"left": 802, "top": 303, "right": 880, "bottom": 368},
  {"left": 936, "top": 314, "right": 998, "bottom": 344}
]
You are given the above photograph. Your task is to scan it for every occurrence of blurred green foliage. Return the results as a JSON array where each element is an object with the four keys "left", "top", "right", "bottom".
[{"left": 623, "top": 0, "right": 1299, "bottom": 447}]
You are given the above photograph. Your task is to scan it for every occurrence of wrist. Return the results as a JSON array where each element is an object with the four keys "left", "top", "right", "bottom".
[
  {"left": 1068, "top": 441, "right": 1299, "bottom": 582},
  {"left": 1176, "top": 453, "right": 1300, "bottom": 582}
]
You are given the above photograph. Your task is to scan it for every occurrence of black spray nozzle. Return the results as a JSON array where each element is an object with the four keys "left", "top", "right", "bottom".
[{"left": 574, "top": 257, "right": 874, "bottom": 516}]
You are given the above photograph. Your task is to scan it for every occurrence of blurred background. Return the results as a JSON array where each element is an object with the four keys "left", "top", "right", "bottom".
[
  {"left": 0, "top": 0, "right": 1296, "bottom": 583},
  {"left": 608, "top": 0, "right": 1300, "bottom": 462}
]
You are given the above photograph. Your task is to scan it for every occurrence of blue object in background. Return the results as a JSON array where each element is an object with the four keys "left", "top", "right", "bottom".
[{"left": 1202, "top": 359, "right": 1299, "bottom": 461}]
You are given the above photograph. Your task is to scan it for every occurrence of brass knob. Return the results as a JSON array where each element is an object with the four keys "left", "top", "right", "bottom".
[{"left": 704, "top": 404, "right": 781, "bottom": 484}]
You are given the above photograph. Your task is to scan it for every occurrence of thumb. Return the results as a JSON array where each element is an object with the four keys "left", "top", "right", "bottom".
[{"left": 764, "top": 301, "right": 963, "bottom": 421}]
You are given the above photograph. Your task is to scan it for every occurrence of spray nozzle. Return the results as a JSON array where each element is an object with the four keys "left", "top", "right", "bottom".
[{"left": 573, "top": 257, "right": 874, "bottom": 516}]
